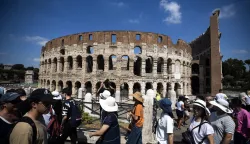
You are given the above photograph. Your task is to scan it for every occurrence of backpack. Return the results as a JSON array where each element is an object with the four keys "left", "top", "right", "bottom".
[
  {"left": 69, "top": 100, "right": 82, "bottom": 127},
  {"left": 10, "top": 116, "right": 37, "bottom": 144},
  {"left": 47, "top": 107, "right": 61, "bottom": 142}
]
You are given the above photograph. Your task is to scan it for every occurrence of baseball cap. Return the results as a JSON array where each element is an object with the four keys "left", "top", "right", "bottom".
[
  {"left": 29, "top": 88, "right": 54, "bottom": 103},
  {"left": 0, "top": 92, "right": 22, "bottom": 103}
]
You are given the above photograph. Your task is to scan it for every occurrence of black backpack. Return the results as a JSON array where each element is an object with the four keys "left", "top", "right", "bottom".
[
  {"left": 69, "top": 100, "right": 82, "bottom": 127},
  {"left": 10, "top": 116, "right": 37, "bottom": 144}
]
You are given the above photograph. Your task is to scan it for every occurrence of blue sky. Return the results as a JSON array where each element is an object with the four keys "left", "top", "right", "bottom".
[{"left": 0, "top": 0, "right": 249, "bottom": 68}]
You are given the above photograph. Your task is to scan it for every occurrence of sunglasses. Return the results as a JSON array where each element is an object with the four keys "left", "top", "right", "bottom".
[{"left": 39, "top": 102, "right": 51, "bottom": 108}]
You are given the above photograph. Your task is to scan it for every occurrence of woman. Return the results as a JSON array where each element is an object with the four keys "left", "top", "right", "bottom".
[
  {"left": 126, "top": 92, "right": 144, "bottom": 144},
  {"left": 176, "top": 96, "right": 185, "bottom": 130},
  {"left": 89, "top": 97, "right": 120, "bottom": 144},
  {"left": 189, "top": 99, "right": 214, "bottom": 144}
]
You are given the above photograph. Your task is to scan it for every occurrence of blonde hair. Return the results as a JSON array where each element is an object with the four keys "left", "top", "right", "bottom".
[{"left": 248, "top": 90, "right": 250, "bottom": 95}]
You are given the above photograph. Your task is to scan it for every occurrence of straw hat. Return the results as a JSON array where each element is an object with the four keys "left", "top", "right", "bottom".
[
  {"left": 209, "top": 99, "right": 233, "bottom": 114},
  {"left": 100, "top": 97, "right": 118, "bottom": 112},
  {"left": 131, "top": 92, "right": 144, "bottom": 103},
  {"left": 193, "top": 99, "right": 210, "bottom": 116}
]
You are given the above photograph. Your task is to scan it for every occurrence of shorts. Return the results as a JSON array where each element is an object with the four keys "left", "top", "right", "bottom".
[
  {"left": 176, "top": 109, "right": 184, "bottom": 118},
  {"left": 184, "top": 110, "right": 189, "bottom": 116}
]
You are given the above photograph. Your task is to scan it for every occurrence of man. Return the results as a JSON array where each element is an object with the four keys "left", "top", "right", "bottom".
[
  {"left": 215, "top": 89, "right": 228, "bottom": 101},
  {"left": 209, "top": 98, "right": 235, "bottom": 144},
  {"left": 240, "top": 91, "right": 250, "bottom": 112},
  {"left": 60, "top": 88, "right": 78, "bottom": 144},
  {"left": 9, "top": 88, "right": 54, "bottom": 144},
  {"left": 0, "top": 92, "right": 22, "bottom": 144},
  {"left": 205, "top": 96, "right": 217, "bottom": 122}
]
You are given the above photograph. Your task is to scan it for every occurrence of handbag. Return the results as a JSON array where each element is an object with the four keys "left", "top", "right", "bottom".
[{"left": 182, "top": 121, "right": 208, "bottom": 144}]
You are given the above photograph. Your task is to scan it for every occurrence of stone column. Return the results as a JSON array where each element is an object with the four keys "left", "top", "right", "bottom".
[
  {"left": 115, "top": 84, "right": 121, "bottom": 102},
  {"left": 153, "top": 59, "right": 157, "bottom": 77},
  {"left": 163, "top": 82, "right": 167, "bottom": 97},
  {"left": 116, "top": 57, "right": 121, "bottom": 77},
  {"left": 73, "top": 57, "right": 77, "bottom": 71},
  {"left": 92, "top": 82, "right": 96, "bottom": 97},
  {"left": 168, "top": 83, "right": 176, "bottom": 109},
  {"left": 199, "top": 65, "right": 204, "bottom": 94},
  {"left": 163, "top": 60, "right": 168, "bottom": 78},
  {"left": 171, "top": 61, "right": 175, "bottom": 74},
  {"left": 84, "top": 93, "right": 92, "bottom": 114},
  {"left": 141, "top": 82, "right": 145, "bottom": 95},
  {"left": 141, "top": 58, "right": 146, "bottom": 77},
  {"left": 153, "top": 82, "right": 157, "bottom": 91},
  {"left": 64, "top": 58, "right": 68, "bottom": 73},
  {"left": 129, "top": 56, "right": 134, "bottom": 75},
  {"left": 104, "top": 56, "right": 109, "bottom": 72},
  {"left": 92, "top": 57, "right": 97, "bottom": 73},
  {"left": 128, "top": 81, "right": 133, "bottom": 99},
  {"left": 82, "top": 56, "right": 86, "bottom": 74},
  {"left": 78, "top": 88, "right": 83, "bottom": 99}
]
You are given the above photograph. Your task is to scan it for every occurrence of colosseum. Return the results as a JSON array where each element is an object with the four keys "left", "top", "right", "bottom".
[{"left": 39, "top": 10, "right": 222, "bottom": 103}]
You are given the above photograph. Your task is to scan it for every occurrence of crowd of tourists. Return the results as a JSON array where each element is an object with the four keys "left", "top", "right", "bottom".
[{"left": 0, "top": 81, "right": 250, "bottom": 144}]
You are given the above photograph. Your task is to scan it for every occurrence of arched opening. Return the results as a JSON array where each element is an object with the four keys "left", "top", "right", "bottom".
[
  {"left": 67, "top": 56, "right": 73, "bottom": 70},
  {"left": 53, "top": 58, "right": 57, "bottom": 72},
  {"left": 192, "top": 63, "right": 199, "bottom": 74},
  {"left": 66, "top": 81, "right": 72, "bottom": 93},
  {"left": 157, "top": 57, "right": 164, "bottom": 74},
  {"left": 120, "top": 83, "right": 129, "bottom": 101},
  {"left": 121, "top": 55, "right": 129, "bottom": 70},
  {"left": 110, "top": 82, "right": 116, "bottom": 96},
  {"left": 96, "top": 81, "right": 102, "bottom": 97},
  {"left": 191, "top": 76, "right": 199, "bottom": 95},
  {"left": 75, "top": 81, "right": 81, "bottom": 96},
  {"left": 133, "top": 83, "right": 141, "bottom": 93},
  {"left": 97, "top": 55, "right": 104, "bottom": 71},
  {"left": 51, "top": 80, "right": 56, "bottom": 91},
  {"left": 145, "top": 57, "right": 153, "bottom": 73},
  {"left": 167, "top": 58, "right": 172, "bottom": 74},
  {"left": 60, "top": 57, "right": 64, "bottom": 72},
  {"left": 134, "top": 46, "right": 142, "bottom": 54},
  {"left": 174, "top": 83, "right": 181, "bottom": 96},
  {"left": 60, "top": 49, "right": 65, "bottom": 55},
  {"left": 145, "top": 82, "right": 153, "bottom": 94},
  {"left": 86, "top": 56, "right": 93, "bottom": 73},
  {"left": 86, "top": 46, "right": 94, "bottom": 54},
  {"left": 44, "top": 79, "right": 46, "bottom": 88},
  {"left": 134, "top": 56, "right": 142, "bottom": 76},
  {"left": 48, "top": 59, "right": 51, "bottom": 72},
  {"left": 58, "top": 81, "right": 63, "bottom": 92},
  {"left": 76, "top": 55, "right": 82, "bottom": 68},
  {"left": 157, "top": 83, "right": 163, "bottom": 97},
  {"left": 85, "top": 81, "right": 92, "bottom": 93},
  {"left": 47, "top": 80, "right": 50, "bottom": 90},
  {"left": 109, "top": 55, "right": 117, "bottom": 70},
  {"left": 175, "top": 60, "right": 181, "bottom": 74}
]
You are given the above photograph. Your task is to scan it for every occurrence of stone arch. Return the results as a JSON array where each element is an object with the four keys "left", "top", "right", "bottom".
[
  {"left": 60, "top": 57, "right": 64, "bottom": 72},
  {"left": 157, "top": 57, "right": 164, "bottom": 74},
  {"left": 47, "top": 80, "right": 50, "bottom": 90},
  {"left": 53, "top": 58, "right": 57, "bottom": 72},
  {"left": 109, "top": 55, "right": 117, "bottom": 70},
  {"left": 134, "top": 46, "right": 142, "bottom": 54},
  {"left": 97, "top": 55, "right": 104, "bottom": 71},
  {"left": 43, "top": 79, "right": 46, "bottom": 88},
  {"left": 58, "top": 80, "right": 63, "bottom": 92},
  {"left": 191, "top": 76, "right": 199, "bottom": 95},
  {"left": 60, "top": 49, "right": 65, "bottom": 55},
  {"left": 120, "top": 83, "right": 129, "bottom": 101},
  {"left": 145, "top": 82, "right": 153, "bottom": 94},
  {"left": 86, "top": 46, "right": 94, "bottom": 54},
  {"left": 192, "top": 63, "right": 199, "bottom": 74},
  {"left": 95, "top": 81, "right": 102, "bottom": 96},
  {"left": 75, "top": 81, "right": 81, "bottom": 96},
  {"left": 48, "top": 59, "right": 51, "bottom": 72},
  {"left": 67, "top": 56, "right": 73, "bottom": 70},
  {"left": 85, "top": 81, "right": 92, "bottom": 93},
  {"left": 76, "top": 55, "right": 82, "bottom": 68},
  {"left": 145, "top": 56, "right": 153, "bottom": 73},
  {"left": 134, "top": 56, "right": 142, "bottom": 76},
  {"left": 86, "top": 56, "right": 93, "bottom": 73},
  {"left": 167, "top": 58, "right": 172, "bottom": 74},
  {"left": 121, "top": 55, "right": 129, "bottom": 70},
  {"left": 133, "top": 82, "right": 141, "bottom": 93},
  {"left": 174, "top": 83, "right": 181, "bottom": 96},
  {"left": 66, "top": 81, "right": 72, "bottom": 92},
  {"left": 157, "top": 83, "right": 163, "bottom": 97},
  {"left": 51, "top": 80, "right": 56, "bottom": 91},
  {"left": 44, "top": 60, "right": 47, "bottom": 73},
  {"left": 175, "top": 60, "right": 181, "bottom": 74}
]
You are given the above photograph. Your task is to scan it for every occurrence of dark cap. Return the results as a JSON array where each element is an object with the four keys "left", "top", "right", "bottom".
[
  {"left": 29, "top": 88, "right": 54, "bottom": 103},
  {"left": 0, "top": 92, "right": 21, "bottom": 102}
]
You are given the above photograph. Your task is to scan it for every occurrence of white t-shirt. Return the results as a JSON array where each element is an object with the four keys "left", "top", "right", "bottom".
[
  {"left": 244, "top": 95, "right": 250, "bottom": 105},
  {"left": 176, "top": 101, "right": 184, "bottom": 111},
  {"left": 156, "top": 113, "right": 174, "bottom": 144},
  {"left": 42, "top": 108, "right": 55, "bottom": 127},
  {"left": 216, "top": 93, "right": 228, "bottom": 100},
  {"left": 189, "top": 119, "right": 214, "bottom": 144}
]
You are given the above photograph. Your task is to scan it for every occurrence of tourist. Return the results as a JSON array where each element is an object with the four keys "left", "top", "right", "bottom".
[
  {"left": 9, "top": 88, "right": 54, "bottom": 144},
  {"left": 231, "top": 98, "right": 250, "bottom": 144},
  {"left": 99, "top": 90, "right": 112, "bottom": 122},
  {"left": 183, "top": 96, "right": 190, "bottom": 126},
  {"left": 189, "top": 99, "right": 214, "bottom": 144},
  {"left": 205, "top": 96, "right": 217, "bottom": 122},
  {"left": 240, "top": 91, "right": 250, "bottom": 112},
  {"left": 209, "top": 98, "right": 235, "bottom": 144},
  {"left": 15, "top": 88, "right": 30, "bottom": 118},
  {"left": 51, "top": 90, "right": 63, "bottom": 124},
  {"left": 126, "top": 92, "right": 144, "bottom": 144},
  {"left": 215, "top": 89, "right": 228, "bottom": 101},
  {"left": 152, "top": 92, "right": 159, "bottom": 134},
  {"left": 156, "top": 98, "right": 174, "bottom": 144},
  {"left": 97, "top": 79, "right": 115, "bottom": 96},
  {"left": 89, "top": 97, "right": 120, "bottom": 144},
  {"left": 15, "top": 88, "right": 27, "bottom": 101},
  {"left": 0, "top": 92, "right": 22, "bottom": 144},
  {"left": 176, "top": 96, "right": 184, "bottom": 130}
]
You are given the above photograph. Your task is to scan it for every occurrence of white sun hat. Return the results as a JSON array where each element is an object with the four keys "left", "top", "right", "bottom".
[
  {"left": 99, "top": 90, "right": 111, "bottom": 100},
  {"left": 52, "top": 91, "right": 62, "bottom": 100},
  {"left": 100, "top": 97, "right": 118, "bottom": 112},
  {"left": 193, "top": 99, "right": 210, "bottom": 116},
  {"left": 209, "top": 98, "right": 233, "bottom": 114}
]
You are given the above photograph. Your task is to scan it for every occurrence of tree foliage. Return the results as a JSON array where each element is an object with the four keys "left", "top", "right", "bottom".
[
  {"left": 222, "top": 58, "right": 246, "bottom": 80},
  {"left": 12, "top": 64, "right": 25, "bottom": 70},
  {"left": 245, "top": 59, "right": 250, "bottom": 72}
]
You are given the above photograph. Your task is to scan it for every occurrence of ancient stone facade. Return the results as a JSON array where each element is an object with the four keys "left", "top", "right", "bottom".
[
  {"left": 39, "top": 31, "right": 192, "bottom": 100},
  {"left": 25, "top": 70, "right": 34, "bottom": 84}
]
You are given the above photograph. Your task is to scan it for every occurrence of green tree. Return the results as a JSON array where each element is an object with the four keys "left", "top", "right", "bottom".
[
  {"left": 26, "top": 66, "right": 34, "bottom": 70},
  {"left": 0, "top": 63, "right": 3, "bottom": 69},
  {"left": 222, "top": 75, "right": 234, "bottom": 87},
  {"left": 245, "top": 59, "right": 250, "bottom": 72},
  {"left": 12, "top": 64, "right": 25, "bottom": 70},
  {"left": 222, "top": 58, "right": 246, "bottom": 80}
]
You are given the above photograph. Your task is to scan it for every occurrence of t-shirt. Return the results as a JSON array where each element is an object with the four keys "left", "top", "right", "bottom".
[
  {"left": 62, "top": 99, "right": 73, "bottom": 119},
  {"left": 134, "top": 104, "right": 144, "bottom": 127},
  {"left": 156, "top": 113, "right": 174, "bottom": 144},
  {"left": 216, "top": 93, "right": 228, "bottom": 100},
  {"left": 189, "top": 120, "right": 214, "bottom": 144},
  {"left": 42, "top": 107, "right": 55, "bottom": 127},
  {"left": 234, "top": 108, "right": 250, "bottom": 138},
  {"left": 10, "top": 115, "right": 48, "bottom": 144},
  {"left": 211, "top": 114, "right": 235, "bottom": 144},
  {"left": 0, "top": 116, "right": 14, "bottom": 144},
  {"left": 176, "top": 101, "right": 184, "bottom": 111},
  {"left": 244, "top": 95, "right": 250, "bottom": 105}
]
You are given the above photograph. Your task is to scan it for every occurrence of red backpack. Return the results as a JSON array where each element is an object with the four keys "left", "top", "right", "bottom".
[{"left": 47, "top": 107, "right": 61, "bottom": 141}]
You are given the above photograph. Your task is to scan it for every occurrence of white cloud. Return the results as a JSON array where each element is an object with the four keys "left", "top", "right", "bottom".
[
  {"left": 214, "top": 4, "right": 236, "bottom": 19},
  {"left": 128, "top": 19, "right": 140, "bottom": 24},
  {"left": 112, "top": 2, "right": 125, "bottom": 7},
  {"left": 232, "top": 50, "right": 248, "bottom": 54},
  {"left": 160, "top": 0, "right": 182, "bottom": 24},
  {"left": 24, "top": 36, "right": 48, "bottom": 46},
  {"left": 33, "top": 58, "right": 40, "bottom": 62}
]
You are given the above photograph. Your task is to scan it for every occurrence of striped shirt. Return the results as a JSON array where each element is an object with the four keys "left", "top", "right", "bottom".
[{"left": 211, "top": 114, "right": 235, "bottom": 144}]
